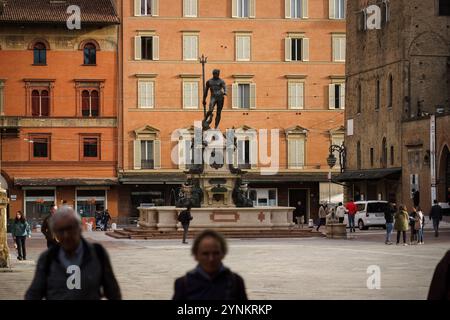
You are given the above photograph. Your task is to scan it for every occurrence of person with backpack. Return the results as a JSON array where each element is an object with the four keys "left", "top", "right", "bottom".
[
  {"left": 11, "top": 211, "right": 31, "bottom": 261},
  {"left": 178, "top": 205, "right": 193, "bottom": 244},
  {"left": 25, "top": 205, "right": 121, "bottom": 300},
  {"left": 173, "top": 229, "right": 247, "bottom": 300},
  {"left": 415, "top": 206, "right": 425, "bottom": 245}
]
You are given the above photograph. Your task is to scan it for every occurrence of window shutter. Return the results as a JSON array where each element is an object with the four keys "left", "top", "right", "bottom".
[
  {"left": 192, "top": 0, "right": 198, "bottom": 17},
  {"left": 152, "top": 36, "right": 159, "bottom": 60},
  {"left": 183, "top": 82, "right": 189, "bottom": 108},
  {"left": 138, "top": 82, "right": 144, "bottom": 108},
  {"left": 245, "top": 36, "right": 251, "bottom": 60},
  {"left": 250, "top": 136, "right": 258, "bottom": 168},
  {"left": 192, "top": 36, "right": 198, "bottom": 59},
  {"left": 232, "top": 0, "right": 238, "bottom": 17},
  {"left": 183, "top": 36, "right": 189, "bottom": 60},
  {"left": 236, "top": 36, "right": 241, "bottom": 60},
  {"left": 249, "top": 83, "right": 256, "bottom": 109},
  {"left": 151, "top": 0, "right": 159, "bottom": 16},
  {"left": 298, "top": 82, "right": 304, "bottom": 109},
  {"left": 340, "top": 83, "right": 346, "bottom": 109},
  {"left": 183, "top": 0, "right": 188, "bottom": 16},
  {"left": 232, "top": 83, "right": 239, "bottom": 109},
  {"left": 134, "top": 139, "right": 141, "bottom": 169},
  {"left": 340, "top": 38, "right": 346, "bottom": 61},
  {"left": 153, "top": 139, "right": 161, "bottom": 169},
  {"left": 285, "top": 0, "right": 291, "bottom": 18},
  {"left": 285, "top": 38, "right": 292, "bottom": 61},
  {"left": 329, "top": 0, "right": 335, "bottom": 19},
  {"left": 178, "top": 137, "right": 185, "bottom": 169},
  {"left": 301, "top": 38, "right": 309, "bottom": 61},
  {"left": 302, "top": 0, "right": 308, "bottom": 19},
  {"left": 134, "top": 0, "right": 141, "bottom": 16},
  {"left": 249, "top": 0, "right": 256, "bottom": 18},
  {"left": 193, "top": 82, "right": 199, "bottom": 108},
  {"left": 237, "top": 139, "right": 245, "bottom": 166},
  {"left": 288, "top": 139, "right": 295, "bottom": 168},
  {"left": 329, "top": 84, "right": 336, "bottom": 109},
  {"left": 298, "top": 139, "right": 305, "bottom": 167},
  {"left": 288, "top": 82, "right": 294, "bottom": 109},
  {"left": 134, "top": 36, "right": 142, "bottom": 60},
  {"left": 332, "top": 37, "right": 338, "bottom": 61}
]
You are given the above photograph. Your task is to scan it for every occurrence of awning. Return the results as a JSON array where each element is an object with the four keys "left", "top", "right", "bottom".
[
  {"left": 119, "top": 173, "right": 186, "bottom": 184},
  {"left": 244, "top": 172, "right": 338, "bottom": 183},
  {"left": 14, "top": 178, "right": 119, "bottom": 187},
  {"left": 334, "top": 168, "right": 402, "bottom": 182}
]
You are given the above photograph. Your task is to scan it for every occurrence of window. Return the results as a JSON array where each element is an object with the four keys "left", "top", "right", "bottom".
[
  {"left": 248, "top": 188, "right": 278, "bottom": 206},
  {"left": 387, "top": 75, "right": 393, "bottom": 108},
  {"left": 183, "top": 35, "right": 198, "bottom": 61},
  {"left": 329, "top": 0, "right": 346, "bottom": 19},
  {"left": 328, "top": 83, "right": 345, "bottom": 109},
  {"left": 81, "top": 90, "right": 99, "bottom": 117},
  {"left": 135, "top": 0, "right": 159, "bottom": 16},
  {"left": 357, "top": 141, "right": 361, "bottom": 170},
  {"left": 83, "top": 43, "right": 96, "bottom": 65},
  {"left": 30, "top": 135, "right": 50, "bottom": 160},
  {"left": 76, "top": 190, "right": 106, "bottom": 217},
  {"left": 332, "top": 35, "right": 346, "bottom": 62},
  {"left": 357, "top": 83, "right": 362, "bottom": 113},
  {"left": 236, "top": 35, "right": 251, "bottom": 61},
  {"left": 31, "top": 90, "right": 50, "bottom": 116},
  {"left": 82, "top": 136, "right": 100, "bottom": 160},
  {"left": 232, "top": 0, "right": 255, "bottom": 18},
  {"left": 236, "top": 139, "right": 251, "bottom": 169},
  {"left": 134, "top": 35, "right": 159, "bottom": 60},
  {"left": 288, "top": 82, "right": 304, "bottom": 109},
  {"left": 285, "top": 37, "right": 309, "bottom": 62},
  {"left": 232, "top": 82, "right": 256, "bottom": 109},
  {"left": 370, "top": 148, "right": 374, "bottom": 167},
  {"left": 24, "top": 189, "right": 55, "bottom": 220},
  {"left": 390, "top": 145, "right": 394, "bottom": 166},
  {"left": 382, "top": 137, "right": 387, "bottom": 168},
  {"left": 0, "top": 81, "right": 4, "bottom": 114},
  {"left": 141, "top": 140, "right": 154, "bottom": 169},
  {"left": 183, "top": 81, "right": 199, "bottom": 109},
  {"left": 288, "top": 137, "right": 305, "bottom": 169},
  {"left": 33, "top": 42, "right": 46, "bottom": 65},
  {"left": 376, "top": 79, "right": 380, "bottom": 110},
  {"left": 234, "top": 128, "right": 257, "bottom": 169},
  {"left": 138, "top": 81, "right": 155, "bottom": 108},
  {"left": 133, "top": 126, "right": 161, "bottom": 170},
  {"left": 183, "top": 0, "right": 198, "bottom": 17},
  {"left": 439, "top": 0, "right": 450, "bottom": 16},
  {"left": 286, "top": 0, "right": 308, "bottom": 19}
]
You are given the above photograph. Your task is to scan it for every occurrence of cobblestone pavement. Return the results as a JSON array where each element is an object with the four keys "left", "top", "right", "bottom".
[{"left": 1, "top": 227, "right": 449, "bottom": 300}]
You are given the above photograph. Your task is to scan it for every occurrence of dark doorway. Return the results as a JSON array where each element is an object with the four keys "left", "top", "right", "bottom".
[{"left": 289, "top": 189, "right": 308, "bottom": 223}]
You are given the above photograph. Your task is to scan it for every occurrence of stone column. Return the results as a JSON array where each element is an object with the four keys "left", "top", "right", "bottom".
[{"left": 0, "top": 187, "right": 10, "bottom": 268}]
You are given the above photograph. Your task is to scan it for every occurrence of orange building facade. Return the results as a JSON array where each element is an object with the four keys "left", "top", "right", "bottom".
[
  {"left": 118, "top": 0, "right": 346, "bottom": 220},
  {"left": 0, "top": 0, "right": 120, "bottom": 224}
]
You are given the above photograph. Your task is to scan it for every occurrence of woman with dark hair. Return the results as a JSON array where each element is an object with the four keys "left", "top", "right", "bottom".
[
  {"left": 11, "top": 211, "right": 31, "bottom": 260},
  {"left": 173, "top": 229, "right": 248, "bottom": 300}
]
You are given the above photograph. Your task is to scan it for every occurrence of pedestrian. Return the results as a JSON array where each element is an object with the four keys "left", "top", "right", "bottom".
[
  {"left": 316, "top": 203, "right": 327, "bottom": 231},
  {"left": 41, "top": 204, "right": 58, "bottom": 249},
  {"left": 409, "top": 207, "right": 418, "bottom": 244},
  {"left": 384, "top": 202, "right": 395, "bottom": 245},
  {"left": 102, "top": 209, "right": 111, "bottom": 231},
  {"left": 11, "top": 211, "right": 31, "bottom": 261},
  {"left": 346, "top": 199, "right": 357, "bottom": 233},
  {"left": 335, "top": 202, "right": 347, "bottom": 224},
  {"left": 173, "top": 229, "right": 247, "bottom": 300},
  {"left": 412, "top": 189, "right": 420, "bottom": 207},
  {"left": 429, "top": 200, "right": 443, "bottom": 237},
  {"left": 178, "top": 205, "right": 193, "bottom": 244},
  {"left": 427, "top": 250, "right": 450, "bottom": 300},
  {"left": 394, "top": 205, "right": 409, "bottom": 246},
  {"left": 415, "top": 206, "right": 424, "bottom": 245},
  {"left": 25, "top": 205, "right": 121, "bottom": 300},
  {"left": 294, "top": 201, "right": 305, "bottom": 228}
]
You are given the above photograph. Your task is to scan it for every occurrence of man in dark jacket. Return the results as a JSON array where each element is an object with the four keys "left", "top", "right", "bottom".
[
  {"left": 178, "top": 205, "right": 193, "bottom": 244},
  {"left": 293, "top": 201, "right": 305, "bottom": 228},
  {"left": 25, "top": 206, "right": 121, "bottom": 300},
  {"left": 384, "top": 202, "right": 395, "bottom": 245},
  {"left": 429, "top": 200, "right": 443, "bottom": 237},
  {"left": 427, "top": 250, "right": 450, "bottom": 300},
  {"left": 41, "top": 205, "right": 58, "bottom": 249}
]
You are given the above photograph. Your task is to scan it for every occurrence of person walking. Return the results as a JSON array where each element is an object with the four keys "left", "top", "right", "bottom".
[
  {"left": 395, "top": 205, "right": 409, "bottom": 246},
  {"left": 429, "top": 200, "right": 443, "bottom": 237},
  {"left": 384, "top": 202, "right": 395, "bottom": 245},
  {"left": 415, "top": 207, "right": 424, "bottom": 245},
  {"left": 178, "top": 205, "right": 193, "bottom": 244},
  {"left": 41, "top": 205, "right": 58, "bottom": 249},
  {"left": 346, "top": 200, "right": 357, "bottom": 233},
  {"left": 294, "top": 201, "right": 305, "bottom": 228},
  {"left": 316, "top": 204, "right": 327, "bottom": 232},
  {"left": 11, "top": 211, "right": 31, "bottom": 261},
  {"left": 335, "top": 202, "right": 347, "bottom": 224},
  {"left": 409, "top": 207, "right": 418, "bottom": 244},
  {"left": 101, "top": 209, "right": 111, "bottom": 231},
  {"left": 25, "top": 205, "right": 121, "bottom": 300},
  {"left": 173, "top": 229, "right": 247, "bottom": 300}
]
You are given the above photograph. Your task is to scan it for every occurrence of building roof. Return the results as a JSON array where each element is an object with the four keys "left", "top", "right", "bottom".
[
  {"left": 334, "top": 168, "right": 402, "bottom": 182},
  {"left": 0, "top": 0, "right": 119, "bottom": 25}
]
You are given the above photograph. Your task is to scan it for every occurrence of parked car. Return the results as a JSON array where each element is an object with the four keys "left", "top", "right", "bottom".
[{"left": 343, "top": 200, "right": 388, "bottom": 230}]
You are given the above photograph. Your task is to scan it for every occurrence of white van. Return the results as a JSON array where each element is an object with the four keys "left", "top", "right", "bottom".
[{"left": 344, "top": 201, "right": 388, "bottom": 230}]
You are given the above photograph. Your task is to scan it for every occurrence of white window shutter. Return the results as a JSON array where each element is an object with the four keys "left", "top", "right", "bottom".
[
  {"left": 329, "top": 84, "right": 336, "bottom": 109},
  {"left": 285, "top": 38, "right": 292, "bottom": 61},
  {"left": 235, "top": 36, "right": 240, "bottom": 60},
  {"left": 288, "top": 82, "right": 294, "bottom": 109},
  {"left": 302, "top": 0, "right": 308, "bottom": 19},
  {"left": 183, "top": 82, "right": 189, "bottom": 108},
  {"left": 298, "top": 139, "right": 305, "bottom": 167},
  {"left": 250, "top": 136, "right": 258, "bottom": 168},
  {"left": 193, "top": 82, "right": 199, "bottom": 108},
  {"left": 329, "top": 0, "right": 335, "bottom": 19},
  {"left": 192, "top": 36, "right": 198, "bottom": 59},
  {"left": 152, "top": 36, "right": 159, "bottom": 60},
  {"left": 246, "top": 36, "right": 251, "bottom": 60},
  {"left": 183, "top": 36, "right": 188, "bottom": 60},
  {"left": 288, "top": 139, "right": 295, "bottom": 168},
  {"left": 249, "top": 0, "right": 256, "bottom": 18},
  {"left": 152, "top": 0, "right": 159, "bottom": 16},
  {"left": 250, "top": 83, "right": 256, "bottom": 109},
  {"left": 192, "top": 0, "right": 198, "bottom": 17},
  {"left": 153, "top": 140, "right": 161, "bottom": 169},
  {"left": 183, "top": 0, "right": 188, "bottom": 16},
  {"left": 232, "top": 83, "right": 239, "bottom": 109},
  {"left": 178, "top": 138, "right": 185, "bottom": 169},
  {"left": 285, "top": 0, "right": 291, "bottom": 18},
  {"left": 134, "top": 0, "right": 141, "bottom": 16},
  {"left": 149, "top": 82, "right": 154, "bottom": 107},
  {"left": 332, "top": 37, "right": 338, "bottom": 61},
  {"left": 134, "top": 36, "right": 142, "bottom": 60},
  {"left": 341, "top": 37, "right": 346, "bottom": 61},
  {"left": 138, "top": 82, "right": 144, "bottom": 107},
  {"left": 340, "top": 83, "right": 346, "bottom": 109},
  {"left": 301, "top": 38, "right": 309, "bottom": 61},
  {"left": 298, "top": 82, "right": 304, "bottom": 109},
  {"left": 232, "top": 0, "right": 238, "bottom": 17},
  {"left": 134, "top": 140, "right": 141, "bottom": 169}
]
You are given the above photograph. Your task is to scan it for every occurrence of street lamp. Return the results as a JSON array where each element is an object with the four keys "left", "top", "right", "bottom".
[{"left": 326, "top": 144, "right": 346, "bottom": 207}]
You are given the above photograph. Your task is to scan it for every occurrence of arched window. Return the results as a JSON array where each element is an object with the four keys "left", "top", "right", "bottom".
[
  {"left": 82, "top": 90, "right": 99, "bottom": 117},
  {"left": 382, "top": 137, "right": 387, "bottom": 168},
  {"left": 84, "top": 43, "right": 97, "bottom": 65},
  {"left": 387, "top": 75, "right": 393, "bottom": 108},
  {"left": 33, "top": 42, "right": 46, "bottom": 65},
  {"left": 31, "top": 89, "right": 49, "bottom": 116}
]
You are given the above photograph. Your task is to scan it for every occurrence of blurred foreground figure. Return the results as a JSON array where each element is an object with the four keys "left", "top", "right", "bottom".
[
  {"left": 25, "top": 205, "right": 121, "bottom": 300},
  {"left": 427, "top": 250, "right": 450, "bottom": 300},
  {"left": 173, "top": 229, "right": 247, "bottom": 300}
]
